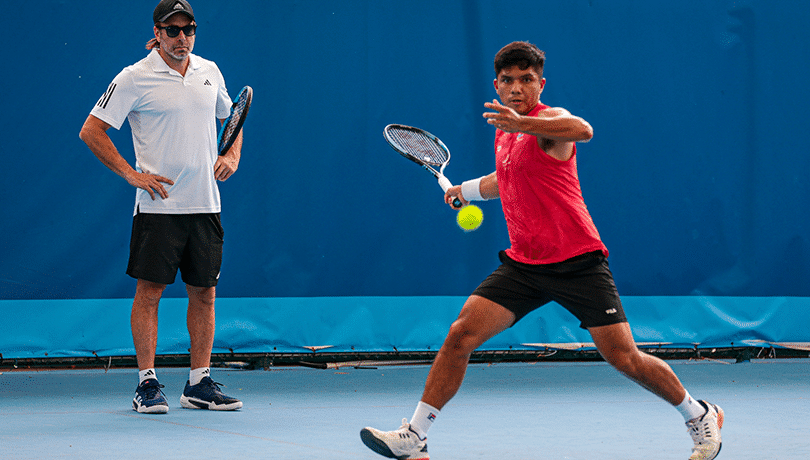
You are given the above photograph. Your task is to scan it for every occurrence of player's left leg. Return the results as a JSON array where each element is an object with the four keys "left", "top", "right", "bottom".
[
  {"left": 590, "top": 322, "right": 723, "bottom": 460},
  {"left": 590, "top": 322, "right": 684, "bottom": 404},
  {"left": 179, "top": 285, "right": 242, "bottom": 411}
]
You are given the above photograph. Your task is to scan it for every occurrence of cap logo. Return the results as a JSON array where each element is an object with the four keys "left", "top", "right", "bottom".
[{"left": 154, "top": 0, "right": 194, "bottom": 24}]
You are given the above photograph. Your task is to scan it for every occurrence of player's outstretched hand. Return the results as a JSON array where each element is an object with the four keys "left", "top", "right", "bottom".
[{"left": 483, "top": 99, "right": 523, "bottom": 133}]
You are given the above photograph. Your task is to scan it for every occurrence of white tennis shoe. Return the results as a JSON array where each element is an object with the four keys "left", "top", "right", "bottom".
[
  {"left": 686, "top": 400, "right": 724, "bottom": 460},
  {"left": 360, "top": 419, "right": 429, "bottom": 460}
]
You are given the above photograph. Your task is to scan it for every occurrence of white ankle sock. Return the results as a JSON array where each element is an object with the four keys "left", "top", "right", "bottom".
[
  {"left": 675, "top": 391, "right": 706, "bottom": 421},
  {"left": 409, "top": 401, "right": 440, "bottom": 440},
  {"left": 189, "top": 367, "right": 210, "bottom": 386},
  {"left": 138, "top": 368, "right": 157, "bottom": 384}
]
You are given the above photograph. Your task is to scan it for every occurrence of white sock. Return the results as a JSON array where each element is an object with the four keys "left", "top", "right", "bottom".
[
  {"left": 189, "top": 367, "right": 210, "bottom": 386},
  {"left": 138, "top": 368, "right": 157, "bottom": 384},
  {"left": 409, "top": 401, "right": 440, "bottom": 440},
  {"left": 675, "top": 391, "right": 706, "bottom": 422}
]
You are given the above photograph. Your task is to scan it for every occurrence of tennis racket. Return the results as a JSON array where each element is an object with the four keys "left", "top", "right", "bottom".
[
  {"left": 383, "top": 124, "right": 462, "bottom": 208},
  {"left": 218, "top": 86, "right": 253, "bottom": 155}
]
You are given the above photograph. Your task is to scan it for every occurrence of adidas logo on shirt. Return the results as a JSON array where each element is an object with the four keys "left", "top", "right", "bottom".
[{"left": 203, "top": 79, "right": 212, "bottom": 86}]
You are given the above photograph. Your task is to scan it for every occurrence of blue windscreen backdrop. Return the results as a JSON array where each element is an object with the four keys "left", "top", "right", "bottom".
[{"left": 1, "top": 1, "right": 809, "bottom": 357}]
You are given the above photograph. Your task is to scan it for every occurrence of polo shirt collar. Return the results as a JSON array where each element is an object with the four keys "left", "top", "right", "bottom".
[{"left": 148, "top": 48, "right": 201, "bottom": 76}]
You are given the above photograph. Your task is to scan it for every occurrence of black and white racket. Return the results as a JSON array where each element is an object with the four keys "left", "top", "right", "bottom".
[
  {"left": 218, "top": 86, "right": 253, "bottom": 155},
  {"left": 383, "top": 124, "right": 462, "bottom": 208}
]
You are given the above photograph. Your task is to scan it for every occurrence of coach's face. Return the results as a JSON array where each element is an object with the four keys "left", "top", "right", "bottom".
[{"left": 154, "top": 13, "right": 195, "bottom": 62}]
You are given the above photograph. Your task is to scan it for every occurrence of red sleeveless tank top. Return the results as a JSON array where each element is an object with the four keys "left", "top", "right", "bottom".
[{"left": 495, "top": 103, "right": 608, "bottom": 264}]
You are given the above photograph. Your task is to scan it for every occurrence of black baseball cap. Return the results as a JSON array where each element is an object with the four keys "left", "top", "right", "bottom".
[{"left": 153, "top": 0, "right": 195, "bottom": 23}]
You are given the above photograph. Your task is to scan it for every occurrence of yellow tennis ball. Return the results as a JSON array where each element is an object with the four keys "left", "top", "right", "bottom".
[{"left": 456, "top": 204, "right": 483, "bottom": 231}]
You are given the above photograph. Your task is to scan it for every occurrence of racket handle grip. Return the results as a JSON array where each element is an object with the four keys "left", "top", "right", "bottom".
[
  {"left": 437, "top": 175, "right": 452, "bottom": 192},
  {"left": 437, "top": 175, "right": 463, "bottom": 209}
]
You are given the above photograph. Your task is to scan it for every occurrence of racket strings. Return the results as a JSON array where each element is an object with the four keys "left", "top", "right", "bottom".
[
  {"left": 389, "top": 129, "right": 449, "bottom": 165},
  {"left": 218, "top": 94, "right": 249, "bottom": 151}
]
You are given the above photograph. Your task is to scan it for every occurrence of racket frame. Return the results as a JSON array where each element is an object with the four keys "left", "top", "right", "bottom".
[
  {"left": 383, "top": 124, "right": 461, "bottom": 207},
  {"left": 218, "top": 86, "right": 253, "bottom": 156}
]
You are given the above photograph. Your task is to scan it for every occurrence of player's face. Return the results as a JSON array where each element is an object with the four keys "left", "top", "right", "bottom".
[
  {"left": 494, "top": 66, "right": 545, "bottom": 115},
  {"left": 154, "top": 14, "right": 195, "bottom": 62}
]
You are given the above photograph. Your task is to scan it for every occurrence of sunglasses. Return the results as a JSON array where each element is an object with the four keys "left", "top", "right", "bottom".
[{"left": 156, "top": 24, "right": 196, "bottom": 38}]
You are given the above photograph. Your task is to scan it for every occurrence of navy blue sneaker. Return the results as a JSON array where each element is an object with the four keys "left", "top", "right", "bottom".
[
  {"left": 133, "top": 378, "right": 169, "bottom": 414},
  {"left": 180, "top": 376, "right": 243, "bottom": 411}
]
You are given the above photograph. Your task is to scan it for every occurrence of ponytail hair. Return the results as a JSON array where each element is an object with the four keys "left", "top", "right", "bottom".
[{"left": 146, "top": 38, "right": 159, "bottom": 50}]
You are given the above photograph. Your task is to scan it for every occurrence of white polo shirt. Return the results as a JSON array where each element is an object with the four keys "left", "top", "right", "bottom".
[{"left": 91, "top": 49, "right": 232, "bottom": 214}]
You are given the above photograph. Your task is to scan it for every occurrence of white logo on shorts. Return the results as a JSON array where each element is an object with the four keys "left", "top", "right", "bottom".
[{"left": 606, "top": 308, "right": 617, "bottom": 314}]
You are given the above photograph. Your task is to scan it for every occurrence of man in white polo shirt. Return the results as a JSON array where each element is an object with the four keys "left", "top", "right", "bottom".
[{"left": 79, "top": 0, "right": 244, "bottom": 414}]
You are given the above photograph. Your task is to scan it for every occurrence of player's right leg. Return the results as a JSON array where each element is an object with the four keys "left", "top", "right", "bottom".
[
  {"left": 131, "top": 279, "right": 165, "bottom": 372},
  {"left": 420, "top": 295, "right": 516, "bottom": 409},
  {"left": 360, "top": 295, "right": 515, "bottom": 459},
  {"left": 131, "top": 279, "right": 167, "bottom": 413}
]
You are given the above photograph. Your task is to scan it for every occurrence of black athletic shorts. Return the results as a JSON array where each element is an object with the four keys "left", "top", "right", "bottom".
[
  {"left": 127, "top": 211, "right": 224, "bottom": 287},
  {"left": 472, "top": 250, "right": 627, "bottom": 329}
]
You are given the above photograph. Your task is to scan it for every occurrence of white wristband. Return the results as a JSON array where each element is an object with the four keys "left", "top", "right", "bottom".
[{"left": 461, "top": 177, "right": 486, "bottom": 201}]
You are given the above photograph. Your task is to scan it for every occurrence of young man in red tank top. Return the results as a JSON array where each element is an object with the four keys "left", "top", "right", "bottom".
[{"left": 361, "top": 42, "right": 724, "bottom": 460}]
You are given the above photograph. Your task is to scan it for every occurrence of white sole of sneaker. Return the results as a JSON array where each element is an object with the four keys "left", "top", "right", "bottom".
[
  {"left": 360, "top": 428, "right": 430, "bottom": 460},
  {"left": 179, "top": 395, "right": 243, "bottom": 411},
  {"left": 133, "top": 399, "right": 169, "bottom": 414},
  {"left": 360, "top": 428, "right": 399, "bottom": 458}
]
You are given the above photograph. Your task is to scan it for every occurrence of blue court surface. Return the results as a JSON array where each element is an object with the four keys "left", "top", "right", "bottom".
[{"left": 1, "top": 359, "right": 808, "bottom": 459}]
